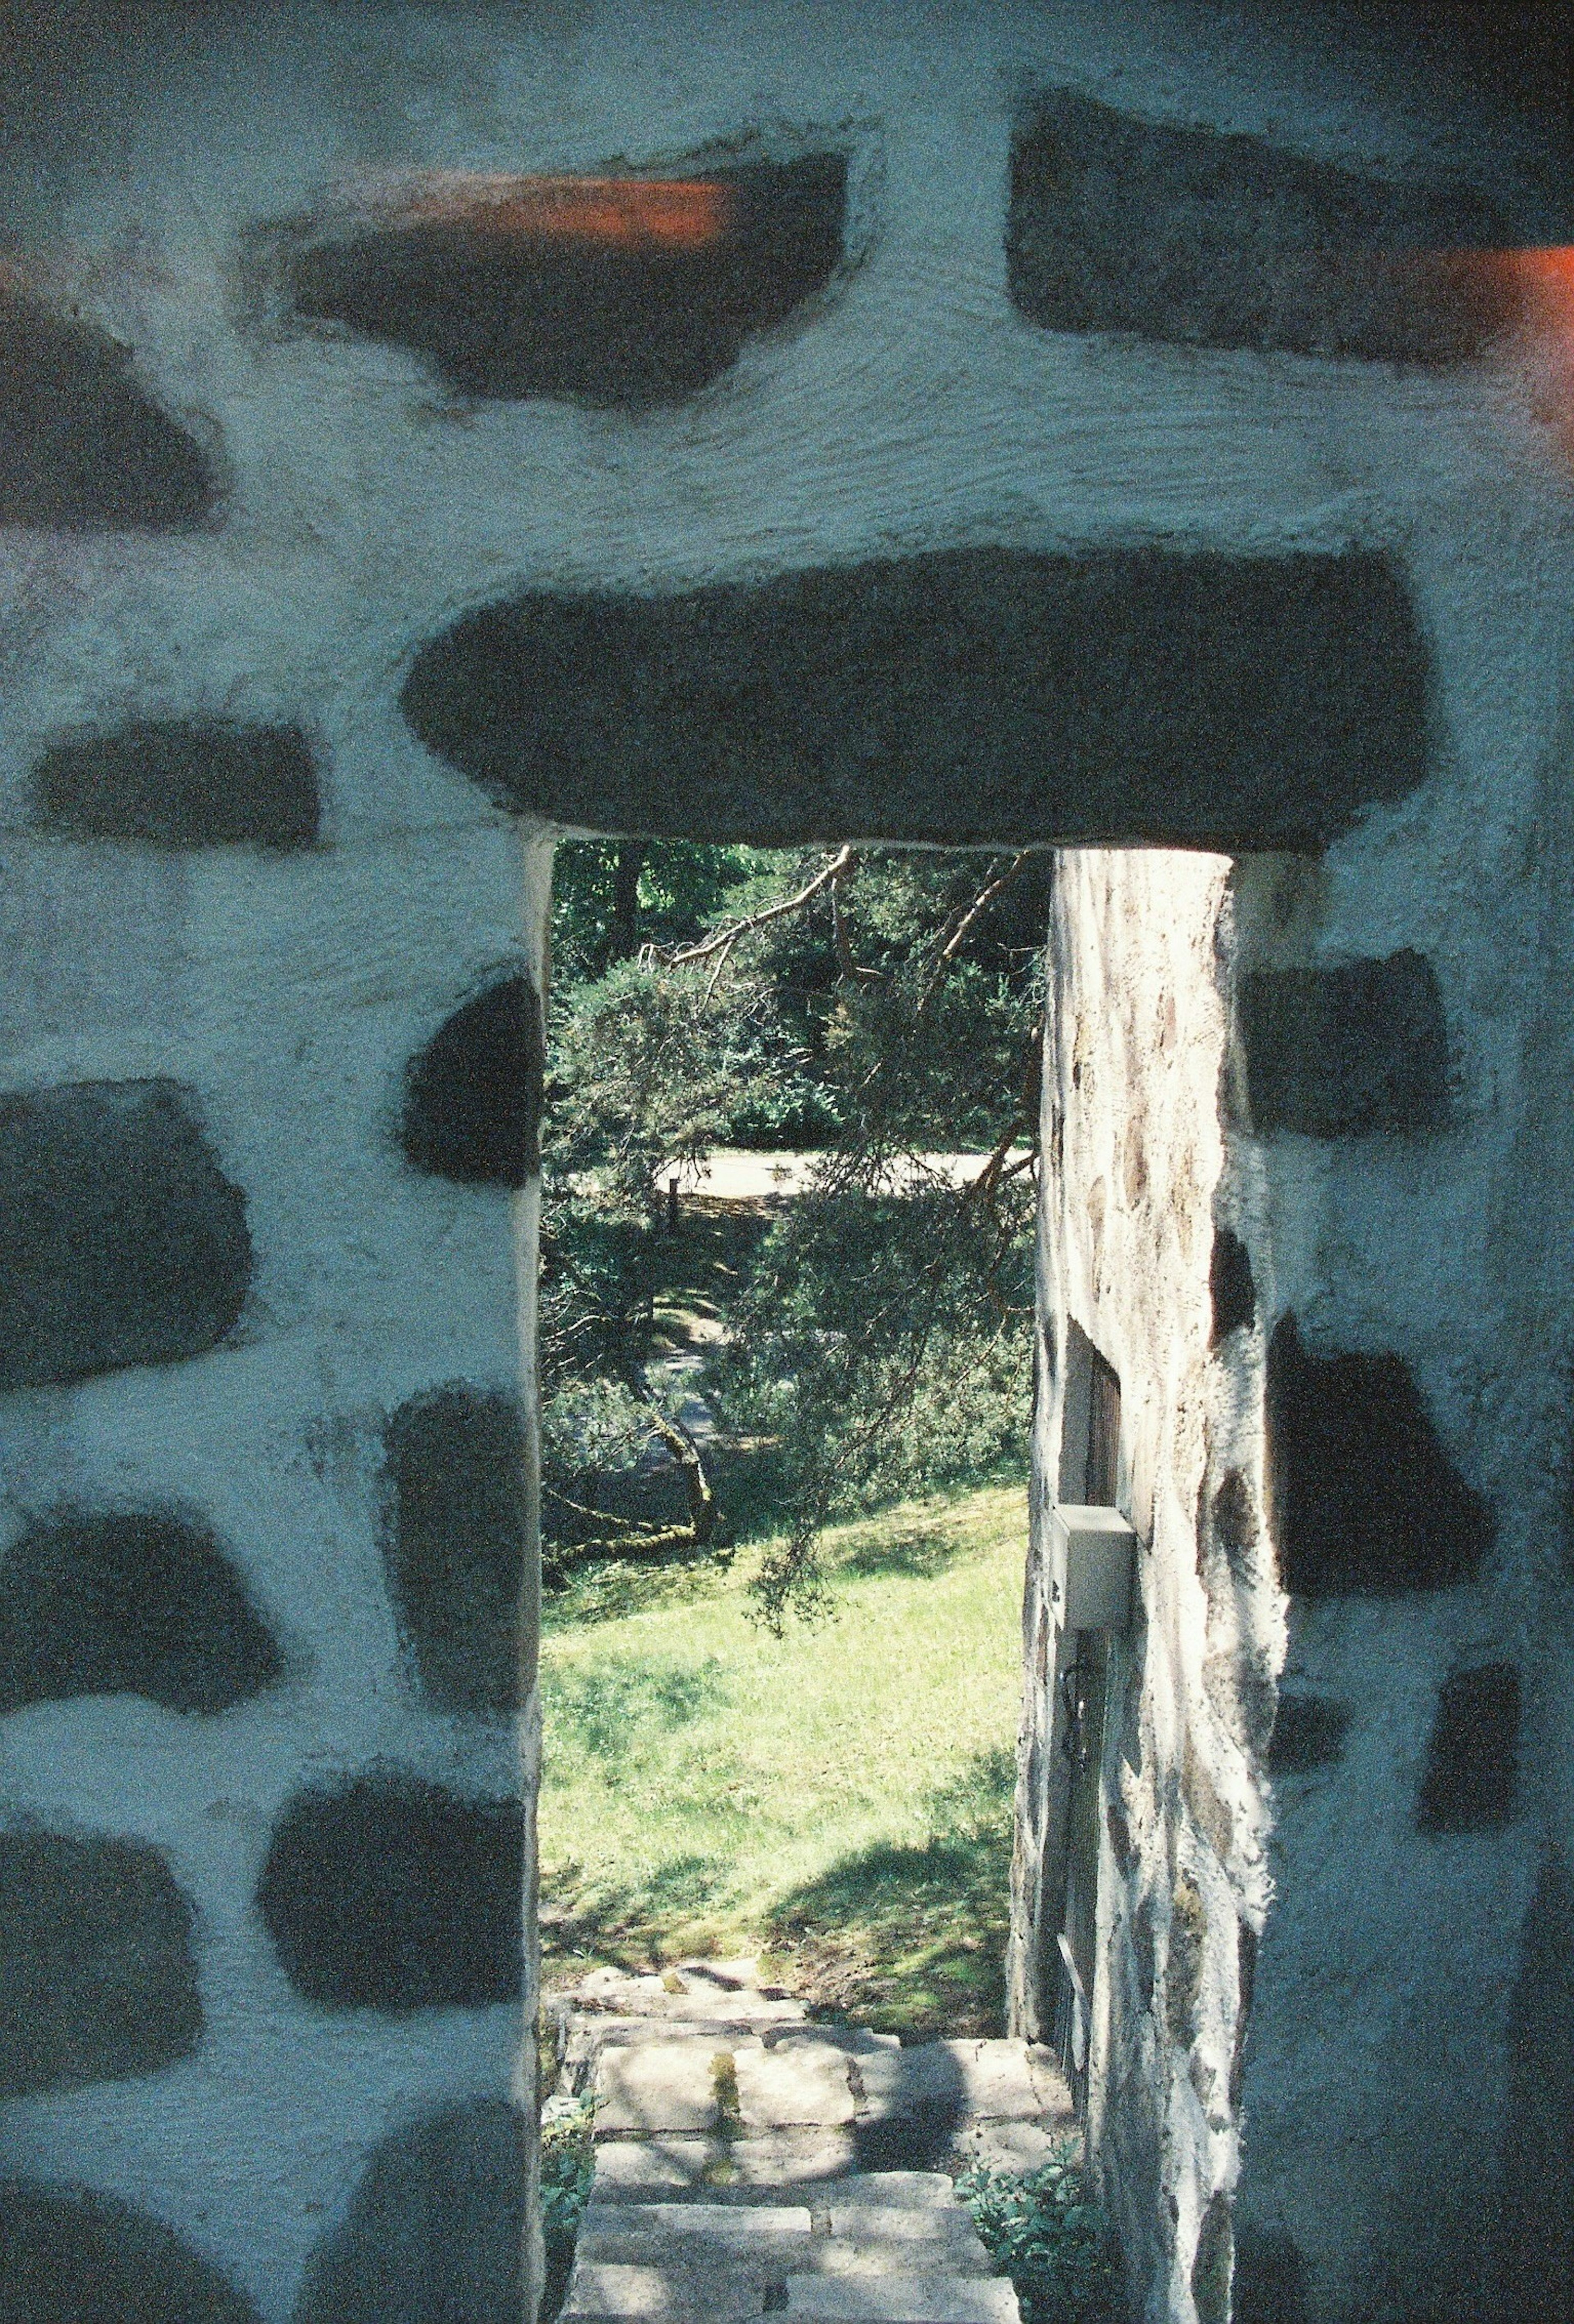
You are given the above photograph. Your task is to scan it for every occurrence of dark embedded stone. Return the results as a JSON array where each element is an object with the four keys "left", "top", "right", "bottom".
[
  {"left": 1239, "top": 952, "right": 1450, "bottom": 1137},
  {"left": 1265, "top": 1315, "right": 1490, "bottom": 1594},
  {"left": 1131, "top": 1894, "right": 1156, "bottom": 2011},
  {"left": 256, "top": 1769, "right": 523, "bottom": 2011},
  {"left": 1209, "top": 1469, "right": 1258, "bottom": 1583},
  {"left": 1007, "top": 88, "right": 1517, "bottom": 364},
  {"left": 401, "top": 547, "right": 1432, "bottom": 850},
  {"left": 1416, "top": 1662, "right": 1520, "bottom": 1833},
  {"left": 0, "top": 1078, "right": 251, "bottom": 1392},
  {"left": 1190, "top": 2192, "right": 1233, "bottom": 2324},
  {"left": 0, "top": 1505, "right": 282, "bottom": 1716},
  {"left": 382, "top": 1384, "right": 529, "bottom": 1715},
  {"left": 31, "top": 721, "right": 319, "bottom": 847},
  {"left": 0, "top": 289, "right": 218, "bottom": 531},
  {"left": 1229, "top": 1916, "right": 1257, "bottom": 2110},
  {"left": 285, "top": 157, "right": 845, "bottom": 407},
  {"left": 294, "top": 2098, "right": 525, "bottom": 2324},
  {"left": 0, "top": 2179, "right": 260, "bottom": 2324},
  {"left": 400, "top": 977, "right": 542, "bottom": 1188},
  {"left": 1209, "top": 1230, "right": 1256, "bottom": 1341},
  {"left": 1265, "top": 1694, "right": 1351, "bottom": 1775},
  {"left": 1232, "top": 2229, "right": 1310, "bottom": 2324},
  {"left": 1497, "top": 1851, "right": 1574, "bottom": 2315},
  {"left": 0, "top": 1829, "right": 202, "bottom": 2097}
]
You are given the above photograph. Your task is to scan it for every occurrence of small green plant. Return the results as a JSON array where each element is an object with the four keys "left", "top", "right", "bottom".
[
  {"left": 539, "top": 2096, "right": 597, "bottom": 2324},
  {"left": 957, "top": 2151, "right": 1123, "bottom": 2324}
]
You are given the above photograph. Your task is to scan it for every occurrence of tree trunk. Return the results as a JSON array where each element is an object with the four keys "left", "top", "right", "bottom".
[{"left": 609, "top": 843, "right": 647, "bottom": 962}]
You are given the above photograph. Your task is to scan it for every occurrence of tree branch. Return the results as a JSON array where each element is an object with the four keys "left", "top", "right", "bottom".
[{"left": 663, "top": 846, "right": 854, "bottom": 975}]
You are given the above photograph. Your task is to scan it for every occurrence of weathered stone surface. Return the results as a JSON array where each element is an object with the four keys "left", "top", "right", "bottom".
[
  {"left": 1190, "top": 2192, "right": 1233, "bottom": 2324},
  {"left": 0, "top": 1078, "right": 252, "bottom": 1391},
  {"left": 1239, "top": 952, "right": 1450, "bottom": 1137},
  {"left": 1416, "top": 1661, "right": 1520, "bottom": 1833},
  {"left": 784, "top": 2274, "right": 1018, "bottom": 2323},
  {"left": 1008, "top": 89, "right": 1512, "bottom": 363},
  {"left": 590, "top": 2134, "right": 862, "bottom": 2199},
  {"left": 1165, "top": 1878, "right": 1207, "bottom": 2047},
  {"left": 295, "top": 2098, "right": 524, "bottom": 2324},
  {"left": 735, "top": 2040, "right": 856, "bottom": 2130},
  {"left": 1265, "top": 1694, "right": 1351, "bottom": 1776},
  {"left": 0, "top": 289, "right": 219, "bottom": 531},
  {"left": 31, "top": 721, "right": 319, "bottom": 847},
  {"left": 284, "top": 157, "right": 846, "bottom": 405},
  {"left": 400, "top": 975, "right": 543, "bottom": 1187},
  {"left": 381, "top": 1382, "right": 528, "bottom": 1714},
  {"left": 0, "top": 1829, "right": 202, "bottom": 2097},
  {"left": 0, "top": 2178, "right": 259, "bottom": 2323},
  {"left": 580, "top": 2202, "right": 813, "bottom": 2248},
  {"left": 401, "top": 549, "right": 1432, "bottom": 851},
  {"left": 0, "top": 1504, "right": 281, "bottom": 1715},
  {"left": 595, "top": 2041, "right": 725, "bottom": 2135},
  {"left": 857, "top": 2041, "right": 1044, "bottom": 2125},
  {"left": 1265, "top": 1316, "right": 1490, "bottom": 1593},
  {"left": 1208, "top": 1230, "right": 1255, "bottom": 1342},
  {"left": 256, "top": 1770, "right": 523, "bottom": 2010}
]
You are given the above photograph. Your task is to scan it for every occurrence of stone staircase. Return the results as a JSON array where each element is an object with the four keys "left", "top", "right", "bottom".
[{"left": 546, "top": 1959, "right": 1077, "bottom": 2324}]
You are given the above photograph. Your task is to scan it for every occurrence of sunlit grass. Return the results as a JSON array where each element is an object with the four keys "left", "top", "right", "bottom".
[{"left": 538, "top": 1480, "right": 1027, "bottom": 2038}]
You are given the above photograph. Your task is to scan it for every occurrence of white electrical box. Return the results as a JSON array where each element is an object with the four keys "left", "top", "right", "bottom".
[{"left": 1051, "top": 1504, "right": 1137, "bottom": 1633}]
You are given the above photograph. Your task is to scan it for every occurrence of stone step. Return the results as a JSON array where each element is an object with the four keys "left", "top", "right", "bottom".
[
  {"left": 562, "top": 2259, "right": 764, "bottom": 2322},
  {"left": 576, "top": 2220, "right": 989, "bottom": 2280},
  {"left": 591, "top": 2133, "right": 863, "bottom": 2199},
  {"left": 784, "top": 2276, "right": 1020, "bottom": 2324},
  {"left": 823, "top": 2208, "right": 989, "bottom": 2266},
  {"left": 819, "top": 2175, "right": 961, "bottom": 2210},
  {"left": 564, "top": 2259, "right": 1016, "bottom": 2324},
  {"left": 579, "top": 2202, "right": 814, "bottom": 2245}
]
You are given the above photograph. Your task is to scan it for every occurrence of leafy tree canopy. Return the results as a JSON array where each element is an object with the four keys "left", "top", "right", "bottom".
[{"left": 541, "top": 840, "right": 1050, "bottom": 1624}]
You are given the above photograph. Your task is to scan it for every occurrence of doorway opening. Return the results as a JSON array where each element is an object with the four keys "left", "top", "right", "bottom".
[{"left": 534, "top": 833, "right": 1047, "bottom": 2004}]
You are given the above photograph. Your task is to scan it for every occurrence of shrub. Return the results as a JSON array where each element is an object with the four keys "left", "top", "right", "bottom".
[
  {"left": 539, "top": 2096, "right": 597, "bottom": 2322},
  {"left": 957, "top": 2152, "right": 1123, "bottom": 2324}
]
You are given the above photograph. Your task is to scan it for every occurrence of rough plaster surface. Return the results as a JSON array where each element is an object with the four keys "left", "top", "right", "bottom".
[{"left": 0, "top": 5, "right": 1569, "bottom": 2320}]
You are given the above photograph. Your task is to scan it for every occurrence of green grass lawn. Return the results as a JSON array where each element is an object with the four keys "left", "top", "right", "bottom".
[{"left": 538, "top": 1480, "right": 1028, "bottom": 2038}]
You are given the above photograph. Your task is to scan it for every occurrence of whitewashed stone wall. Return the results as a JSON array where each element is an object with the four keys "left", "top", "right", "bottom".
[{"left": 0, "top": 4, "right": 1569, "bottom": 2320}]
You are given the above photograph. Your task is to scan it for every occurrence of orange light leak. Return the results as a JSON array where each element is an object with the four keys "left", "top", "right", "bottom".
[
  {"left": 400, "top": 175, "right": 733, "bottom": 250},
  {"left": 1470, "top": 246, "right": 1574, "bottom": 465}
]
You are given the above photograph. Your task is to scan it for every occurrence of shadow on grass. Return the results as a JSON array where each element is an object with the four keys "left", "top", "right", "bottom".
[
  {"left": 541, "top": 1853, "right": 731, "bottom": 1976},
  {"left": 547, "top": 1654, "right": 730, "bottom": 1762},
  {"left": 764, "top": 1745, "right": 1017, "bottom": 2042}
]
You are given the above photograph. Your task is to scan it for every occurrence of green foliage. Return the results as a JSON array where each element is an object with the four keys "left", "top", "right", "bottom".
[
  {"left": 551, "top": 840, "right": 776, "bottom": 982},
  {"left": 539, "top": 839, "right": 1048, "bottom": 1591},
  {"left": 715, "top": 1179, "right": 1035, "bottom": 1626},
  {"left": 538, "top": 1482, "right": 1027, "bottom": 2035},
  {"left": 957, "top": 2155, "right": 1124, "bottom": 2324},
  {"left": 539, "top": 2097, "right": 597, "bottom": 2324}
]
